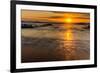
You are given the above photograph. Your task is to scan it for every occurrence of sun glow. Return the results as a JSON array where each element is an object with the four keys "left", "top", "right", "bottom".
[{"left": 65, "top": 18, "right": 72, "bottom": 23}]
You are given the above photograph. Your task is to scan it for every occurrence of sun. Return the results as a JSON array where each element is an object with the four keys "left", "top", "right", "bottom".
[{"left": 65, "top": 18, "right": 72, "bottom": 23}]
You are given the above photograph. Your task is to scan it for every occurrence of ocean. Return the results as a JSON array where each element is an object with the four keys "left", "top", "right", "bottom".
[{"left": 21, "top": 27, "right": 90, "bottom": 63}]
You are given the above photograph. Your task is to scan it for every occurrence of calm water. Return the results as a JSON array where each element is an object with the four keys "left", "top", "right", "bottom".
[{"left": 21, "top": 28, "right": 90, "bottom": 63}]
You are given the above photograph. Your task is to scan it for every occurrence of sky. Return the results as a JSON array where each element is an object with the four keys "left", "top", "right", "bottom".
[{"left": 21, "top": 9, "right": 90, "bottom": 24}]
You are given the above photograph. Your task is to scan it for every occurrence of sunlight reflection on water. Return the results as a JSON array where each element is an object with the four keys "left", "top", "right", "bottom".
[{"left": 21, "top": 27, "right": 90, "bottom": 62}]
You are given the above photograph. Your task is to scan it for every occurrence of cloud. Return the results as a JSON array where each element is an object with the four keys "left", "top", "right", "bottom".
[{"left": 21, "top": 10, "right": 90, "bottom": 23}]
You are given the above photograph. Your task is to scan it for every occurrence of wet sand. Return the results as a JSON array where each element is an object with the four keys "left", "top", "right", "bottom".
[{"left": 21, "top": 30, "right": 90, "bottom": 63}]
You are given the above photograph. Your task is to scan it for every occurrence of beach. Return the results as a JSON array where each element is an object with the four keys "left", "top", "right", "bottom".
[{"left": 21, "top": 29, "right": 90, "bottom": 63}]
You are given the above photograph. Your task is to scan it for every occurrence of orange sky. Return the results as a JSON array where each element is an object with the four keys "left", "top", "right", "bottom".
[{"left": 21, "top": 10, "right": 90, "bottom": 24}]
